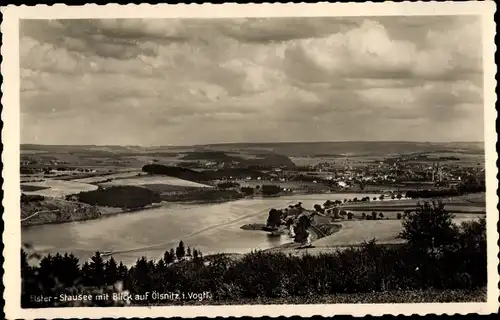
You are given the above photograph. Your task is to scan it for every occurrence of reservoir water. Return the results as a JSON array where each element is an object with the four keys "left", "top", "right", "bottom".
[{"left": 22, "top": 193, "right": 375, "bottom": 266}]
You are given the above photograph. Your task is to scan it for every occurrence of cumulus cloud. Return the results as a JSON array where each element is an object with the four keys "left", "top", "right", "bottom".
[{"left": 20, "top": 16, "right": 484, "bottom": 145}]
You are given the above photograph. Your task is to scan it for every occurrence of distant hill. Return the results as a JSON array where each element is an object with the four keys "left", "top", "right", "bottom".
[
  {"left": 179, "top": 151, "right": 296, "bottom": 168},
  {"left": 142, "top": 164, "right": 270, "bottom": 181},
  {"left": 194, "top": 141, "right": 485, "bottom": 157},
  {"left": 180, "top": 151, "right": 238, "bottom": 162},
  {"left": 142, "top": 164, "right": 213, "bottom": 182},
  {"left": 21, "top": 141, "right": 485, "bottom": 158}
]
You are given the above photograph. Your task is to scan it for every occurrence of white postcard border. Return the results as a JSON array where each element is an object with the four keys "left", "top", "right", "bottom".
[{"left": 2, "top": 2, "right": 498, "bottom": 318}]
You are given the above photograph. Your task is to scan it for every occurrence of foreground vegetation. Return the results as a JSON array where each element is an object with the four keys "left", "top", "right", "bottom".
[
  {"left": 21, "top": 194, "right": 101, "bottom": 227},
  {"left": 21, "top": 201, "right": 486, "bottom": 307},
  {"left": 150, "top": 288, "right": 486, "bottom": 305}
]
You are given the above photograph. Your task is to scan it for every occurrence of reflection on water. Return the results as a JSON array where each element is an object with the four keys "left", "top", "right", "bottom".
[{"left": 22, "top": 193, "right": 378, "bottom": 265}]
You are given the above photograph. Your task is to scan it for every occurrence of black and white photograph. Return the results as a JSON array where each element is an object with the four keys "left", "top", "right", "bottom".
[{"left": 2, "top": 2, "right": 498, "bottom": 318}]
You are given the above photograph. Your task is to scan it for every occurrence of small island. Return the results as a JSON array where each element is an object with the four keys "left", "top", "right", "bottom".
[{"left": 241, "top": 201, "right": 343, "bottom": 246}]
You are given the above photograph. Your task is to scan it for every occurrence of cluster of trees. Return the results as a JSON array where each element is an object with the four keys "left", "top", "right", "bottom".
[
  {"left": 21, "top": 193, "right": 45, "bottom": 203},
  {"left": 163, "top": 241, "right": 203, "bottom": 262},
  {"left": 266, "top": 209, "right": 283, "bottom": 229},
  {"left": 293, "top": 215, "right": 312, "bottom": 243},
  {"left": 335, "top": 194, "right": 388, "bottom": 204},
  {"left": 21, "top": 167, "right": 40, "bottom": 174},
  {"left": 142, "top": 164, "right": 212, "bottom": 182},
  {"left": 22, "top": 201, "right": 486, "bottom": 307},
  {"left": 179, "top": 151, "right": 296, "bottom": 169},
  {"left": 405, "top": 179, "right": 485, "bottom": 199},
  {"left": 142, "top": 164, "right": 276, "bottom": 184},
  {"left": 359, "top": 211, "right": 385, "bottom": 220},
  {"left": 68, "top": 186, "right": 162, "bottom": 209},
  {"left": 216, "top": 182, "right": 240, "bottom": 190},
  {"left": 161, "top": 189, "right": 243, "bottom": 203},
  {"left": 323, "top": 200, "right": 343, "bottom": 208},
  {"left": 240, "top": 186, "right": 254, "bottom": 195},
  {"left": 22, "top": 241, "right": 204, "bottom": 308},
  {"left": 266, "top": 204, "right": 312, "bottom": 243},
  {"left": 375, "top": 194, "right": 403, "bottom": 201},
  {"left": 261, "top": 185, "right": 282, "bottom": 196}
]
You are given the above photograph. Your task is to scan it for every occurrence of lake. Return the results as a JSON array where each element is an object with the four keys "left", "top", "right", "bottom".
[{"left": 22, "top": 193, "right": 377, "bottom": 266}]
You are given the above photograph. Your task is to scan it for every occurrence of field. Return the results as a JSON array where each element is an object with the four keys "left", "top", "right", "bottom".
[
  {"left": 72, "top": 170, "right": 145, "bottom": 184},
  {"left": 21, "top": 185, "right": 49, "bottom": 192},
  {"left": 342, "top": 193, "right": 486, "bottom": 214},
  {"left": 98, "top": 175, "right": 213, "bottom": 189},
  {"left": 290, "top": 155, "right": 383, "bottom": 167},
  {"left": 235, "top": 179, "right": 329, "bottom": 191},
  {"left": 21, "top": 179, "right": 98, "bottom": 198},
  {"left": 268, "top": 215, "right": 483, "bottom": 258}
]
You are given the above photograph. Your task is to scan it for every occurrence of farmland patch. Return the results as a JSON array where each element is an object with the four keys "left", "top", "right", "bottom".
[{"left": 21, "top": 179, "right": 98, "bottom": 198}]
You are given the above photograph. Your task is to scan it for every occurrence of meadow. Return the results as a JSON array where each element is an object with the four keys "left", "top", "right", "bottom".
[
  {"left": 342, "top": 193, "right": 486, "bottom": 214},
  {"left": 99, "top": 175, "right": 213, "bottom": 189},
  {"left": 72, "top": 170, "right": 144, "bottom": 184},
  {"left": 311, "top": 215, "right": 481, "bottom": 248},
  {"left": 21, "top": 180, "right": 98, "bottom": 198}
]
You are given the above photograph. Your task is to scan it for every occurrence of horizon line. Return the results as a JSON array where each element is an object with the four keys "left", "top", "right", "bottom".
[{"left": 20, "top": 140, "right": 485, "bottom": 148}]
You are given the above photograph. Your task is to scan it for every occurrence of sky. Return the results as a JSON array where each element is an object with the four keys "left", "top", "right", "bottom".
[{"left": 20, "top": 16, "right": 484, "bottom": 146}]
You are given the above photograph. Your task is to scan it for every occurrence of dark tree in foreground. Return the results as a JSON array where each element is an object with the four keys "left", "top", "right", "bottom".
[
  {"left": 89, "top": 252, "right": 105, "bottom": 287},
  {"left": 176, "top": 241, "right": 186, "bottom": 260},
  {"left": 164, "top": 249, "right": 175, "bottom": 265},
  {"left": 117, "top": 261, "right": 128, "bottom": 281},
  {"left": 105, "top": 257, "right": 118, "bottom": 286},
  {"left": 400, "top": 201, "right": 456, "bottom": 251},
  {"left": 169, "top": 248, "right": 175, "bottom": 262},
  {"left": 457, "top": 218, "right": 486, "bottom": 252}
]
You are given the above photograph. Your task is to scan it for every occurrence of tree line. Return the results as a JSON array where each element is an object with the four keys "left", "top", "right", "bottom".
[{"left": 405, "top": 178, "right": 485, "bottom": 199}]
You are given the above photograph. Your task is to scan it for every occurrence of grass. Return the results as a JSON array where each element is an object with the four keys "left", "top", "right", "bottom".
[
  {"left": 313, "top": 220, "right": 405, "bottom": 247},
  {"left": 311, "top": 215, "right": 482, "bottom": 248},
  {"left": 99, "top": 175, "right": 213, "bottom": 188},
  {"left": 72, "top": 170, "right": 144, "bottom": 184},
  {"left": 144, "top": 288, "right": 487, "bottom": 305},
  {"left": 342, "top": 193, "right": 486, "bottom": 213},
  {"left": 21, "top": 179, "right": 98, "bottom": 197},
  {"left": 21, "top": 199, "right": 101, "bottom": 226}
]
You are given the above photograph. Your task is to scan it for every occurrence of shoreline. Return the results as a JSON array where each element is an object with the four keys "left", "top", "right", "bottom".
[{"left": 21, "top": 190, "right": 485, "bottom": 228}]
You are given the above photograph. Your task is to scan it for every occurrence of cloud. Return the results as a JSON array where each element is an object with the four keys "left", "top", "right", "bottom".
[{"left": 20, "top": 16, "right": 484, "bottom": 145}]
